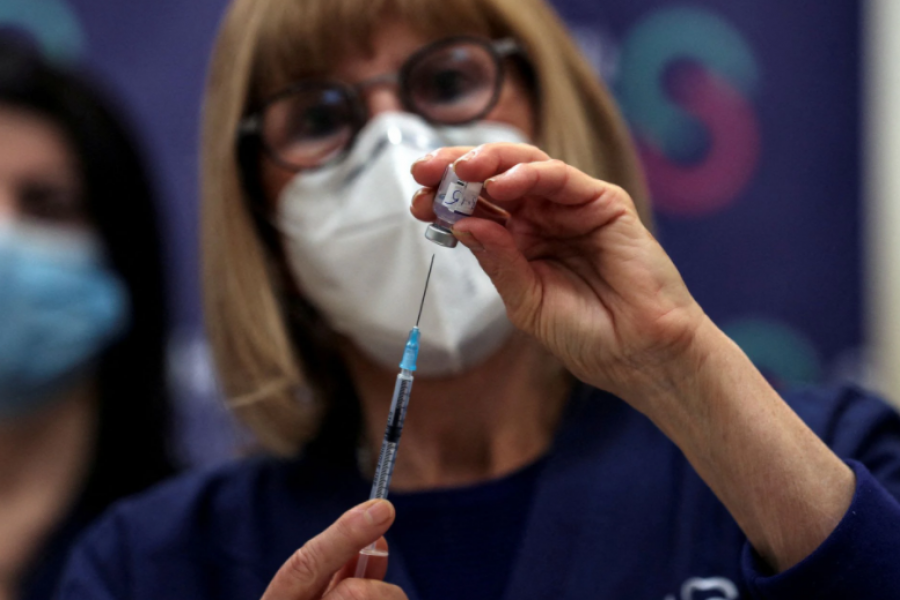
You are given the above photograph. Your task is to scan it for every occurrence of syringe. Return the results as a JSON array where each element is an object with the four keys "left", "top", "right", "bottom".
[{"left": 354, "top": 254, "right": 435, "bottom": 578}]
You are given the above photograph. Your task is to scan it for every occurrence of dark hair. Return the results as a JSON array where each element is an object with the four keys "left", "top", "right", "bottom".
[{"left": 0, "top": 40, "right": 177, "bottom": 515}]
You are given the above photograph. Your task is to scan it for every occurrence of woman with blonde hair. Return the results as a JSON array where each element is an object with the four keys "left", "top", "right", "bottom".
[{"left": 60, "top": 0, "right": 900, "bottom": 598}]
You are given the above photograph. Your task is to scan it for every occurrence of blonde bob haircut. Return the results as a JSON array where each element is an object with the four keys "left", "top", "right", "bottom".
[{"left": 202, "top": 0, "right": 650, "bottom": 456}]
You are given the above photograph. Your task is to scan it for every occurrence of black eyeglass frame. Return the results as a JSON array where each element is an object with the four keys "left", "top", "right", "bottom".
[{"left": 237, "top": 36, "right": 522, "bottom": 172}]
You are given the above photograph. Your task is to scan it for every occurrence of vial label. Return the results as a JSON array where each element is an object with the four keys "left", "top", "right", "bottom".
[{"left": 436, "top": 166, "right": 482, "bottom": 216}]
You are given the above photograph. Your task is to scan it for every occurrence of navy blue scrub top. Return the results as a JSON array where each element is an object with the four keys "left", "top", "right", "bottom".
[{"left": 58, "top": 384, "right": 900, "bottom": 599}]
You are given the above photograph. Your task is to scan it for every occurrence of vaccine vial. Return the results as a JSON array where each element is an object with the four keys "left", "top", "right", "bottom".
[{"left": 424, "top": 164, "right": 483, "bottom": 248}]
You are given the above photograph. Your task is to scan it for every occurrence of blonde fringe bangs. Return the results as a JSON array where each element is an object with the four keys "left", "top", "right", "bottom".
[{"left": 248, "top": 0, "right": 512, "bottom": 104}]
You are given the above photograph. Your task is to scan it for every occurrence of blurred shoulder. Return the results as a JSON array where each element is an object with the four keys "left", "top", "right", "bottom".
[
  {"left": 94, "top": 457, "right": 294, "bottom": 548},
  {"left": 82, "top": 454, "right": 359, "bottom": 559},
  {"left": 782, "top": 383, "right": 896, "bottom": 426},
  {"left": 60, "top": 457, "right": 342, "bottom": 598},
  {"left": 781, "top": 383, "right": 900, "bottom": 457}
]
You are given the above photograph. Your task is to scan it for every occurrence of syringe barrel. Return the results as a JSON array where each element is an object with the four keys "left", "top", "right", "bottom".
[{"left": 368, "top": 370, "right": 414, "bottom": 500}]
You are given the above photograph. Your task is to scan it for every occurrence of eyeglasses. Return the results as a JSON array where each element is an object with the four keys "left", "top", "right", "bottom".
[{"left": 239, "top": 36, "right": 521, "bottom": 171}]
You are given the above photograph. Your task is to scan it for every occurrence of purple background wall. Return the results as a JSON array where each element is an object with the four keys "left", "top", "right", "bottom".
[{"left": 0, "top": 1, "right": 863, "bottom": 464}]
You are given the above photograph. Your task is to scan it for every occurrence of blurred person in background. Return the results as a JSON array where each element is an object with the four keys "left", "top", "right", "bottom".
[
  {"left": 60, "top": 0, "right": 900, "bottom": 599},
  {"left": 0, "top": 40, "right": 177, "bottom": 600}
]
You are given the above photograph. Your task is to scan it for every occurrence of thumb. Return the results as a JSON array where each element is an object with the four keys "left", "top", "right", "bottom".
[
  {"left": 261, "top": 500, "right": 395, "bottom": 600},
  {"left": 452, "top": 218, "right": 541, "bottom": 331}
]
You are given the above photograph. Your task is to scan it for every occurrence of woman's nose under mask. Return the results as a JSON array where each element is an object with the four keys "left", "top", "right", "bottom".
[{"left": 277, "top": 112, "right": 529, "bottom": 376}]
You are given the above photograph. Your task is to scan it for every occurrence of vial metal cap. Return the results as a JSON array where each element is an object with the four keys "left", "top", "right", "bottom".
[{"left": 424, "top": 224, "right": 458, "bottom": 248}]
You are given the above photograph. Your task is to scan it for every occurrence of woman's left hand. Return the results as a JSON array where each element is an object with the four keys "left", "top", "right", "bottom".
[
  {"left": 411, "top": 143, "right": 857, "bottom": 574},
  {"left": 411, "top": 142, "right": 710, "bottom": 410}
]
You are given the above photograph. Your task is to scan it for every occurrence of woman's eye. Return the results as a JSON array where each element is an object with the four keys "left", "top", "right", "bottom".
[
  {"left": 425, "top": 69, "right": 475, "bottom": 103},
  {"left": 19, "top": 183, "right": 83, "bottom": 223},
  {"left": 298, "top": 105, "right": 341, "bottom": 138}
]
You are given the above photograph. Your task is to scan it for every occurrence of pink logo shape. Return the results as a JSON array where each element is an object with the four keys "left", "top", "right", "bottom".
[{"left": 640, "top": 64, "right": 761, "bottom": 216}]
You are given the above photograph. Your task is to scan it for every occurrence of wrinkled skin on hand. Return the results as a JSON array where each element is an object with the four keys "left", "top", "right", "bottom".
[{"left": 411, "top": 143, "right": 710, "bottom": 410}]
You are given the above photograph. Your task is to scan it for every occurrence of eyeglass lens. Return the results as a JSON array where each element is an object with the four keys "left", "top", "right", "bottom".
[
  {"left": 259, "top": 39, "right": 502, "bottom": 169},
  {"left": 261, "top": 87, "right": 357, "bottom": 169},
  {"left": 405, "top": 42, "right": 498, "bottom": 124}
]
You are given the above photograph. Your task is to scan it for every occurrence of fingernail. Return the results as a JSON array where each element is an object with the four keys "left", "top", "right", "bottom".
[
  {"left": 410, "top": 153, "right": 433, "bottom": 173},
  {"left": 364, "top": 500, "right": 393, "bottom": 526},
  {"left": 455, "top": 148, "right": 479, "bottom": 165},
  {"left": 484, "top": 178, "right": 496, "bottom": 190},
  {"left": 454, "top": 229, "right": 484, "bottom": 251},
  {"left": 411, "top": 188, "right": 429, "bottom": 204}
]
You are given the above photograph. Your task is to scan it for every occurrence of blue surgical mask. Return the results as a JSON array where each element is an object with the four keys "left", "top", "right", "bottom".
[{"left": 0, "top": 221, "right": 129, "bottom": 417}]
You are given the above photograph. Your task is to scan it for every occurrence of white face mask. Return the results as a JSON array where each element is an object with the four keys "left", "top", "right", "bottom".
[{"left": 276, "top": 112, "right": 528, "bottom": 376}]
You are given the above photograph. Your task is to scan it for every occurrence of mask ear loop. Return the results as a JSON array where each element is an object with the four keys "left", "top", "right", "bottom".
[{"left": 234, "top": 125, "right": 363, "bottom": 464}]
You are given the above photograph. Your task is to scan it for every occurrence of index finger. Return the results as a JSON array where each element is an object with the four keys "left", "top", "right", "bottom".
[
  {"left": 410, "top": 142, "right": 550, "bottom": 187},
  {"left": 262, "top": 500, "right": 395, "bottom": 600},
  {"left": 410, "top": 146, "right": 476, "bottom": 187}
]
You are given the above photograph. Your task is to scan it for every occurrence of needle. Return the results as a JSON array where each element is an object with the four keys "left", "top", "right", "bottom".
[
  {"left": 416, "top": 254, "right": 435, "bottom": 327},
  {"left": 354, "top": 253, "right": 436, "bottom": 579}
]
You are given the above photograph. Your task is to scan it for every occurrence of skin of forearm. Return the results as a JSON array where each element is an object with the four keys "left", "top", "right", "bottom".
[{"left": 629, "top": 317, "right": 855, "bottom": 573}]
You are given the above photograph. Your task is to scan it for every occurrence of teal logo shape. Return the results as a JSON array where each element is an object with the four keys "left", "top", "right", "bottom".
[
  {"left": 616, "top": 7, "right": 762, "bottom": 215},
  {"left": 724, "top": 317, "right": 823, "bottom": 387},
  {"left": 0, "top": 0, "right": 85, "bottom": 62},
  {"left": 618, "top": 6, "right": 759, "bottom": 159}
]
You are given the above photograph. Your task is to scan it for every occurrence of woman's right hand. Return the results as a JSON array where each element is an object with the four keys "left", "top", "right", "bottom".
[{"left": 261, "top": 499, "right": 406, "bottom": 600}]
